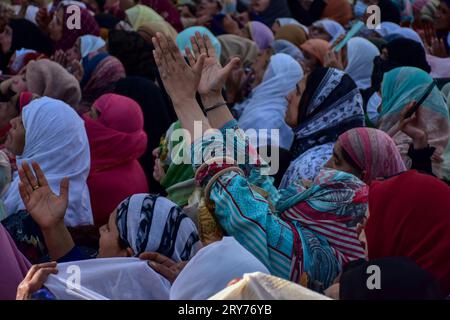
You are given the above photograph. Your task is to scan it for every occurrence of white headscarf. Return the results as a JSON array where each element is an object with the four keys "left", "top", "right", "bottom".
[
  {"left": 236, "top": 53, "right": 304, "bottom": 150},
  {"left": 374, "top": 21, "right": 401, "bottom": 37},
  {"left": 79, "top": 35, "right": 106, "bottom": 59},
  {"left": 345, "top": 37, "right": 380, "bottom": 90},
  {"left": 391, "top": 27, "right": 424, "bottom": 46},
  {"left": 312, "top": 19, "right": 345, "bottom": 44},
  {"left": 44, "top": 258, "right": 171, "bottom": 300},
  {"left": 170, "top": 237, "right": 270, "bottom": 300},
  {"left": 2, "top": 97, "right": 93, "bottom": 226}
]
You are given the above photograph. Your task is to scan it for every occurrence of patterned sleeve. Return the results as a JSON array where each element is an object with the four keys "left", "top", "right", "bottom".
[{"left": 191, "top": 120, "right": 294, "bottom": 279}]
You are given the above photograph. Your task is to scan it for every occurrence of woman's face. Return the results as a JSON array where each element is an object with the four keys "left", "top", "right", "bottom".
[
  {"left": 285, "top": 76, "right": 307, "bottom": 128},
  {"left": 251, "top": 48, "right": 273, "bottom": 88},
  {"left": 301, "top": 51, "right": 320, "bottom": 74},
  {"left": 271, "top": 21, "right": 281, "bottom": 34},
  {"left": 325, "top": 141, "right": 364, "bottom": 179},
  {"left": 66, "top": 38, "right": 82, "bottom": 62},
  {"left": 85, "top": 105, "right": 100, "bottom": 120},
  {"left": 251, "top": 0, "right": 270, "bottom": 13},
  {"left": 197, "top": 0, "right": 221, "bottom": 17},
  {"left": 435, "top": 1, "right": 450, "bottom": 31},
  {"left": 309, "top": 26, "right": 332, "bottom": 42},
  {"left": 223, "top": 14, "right": 240, "bottom": 34},
  {"left": 0, "top": 97, "right": 19, "bottom": 131},
  {"left": 10, "top": 72, "right": 27, "bottom": 94},
  {"left": 5, "top": 115, "right": 25, "bottom": 155},
  {"left": 98, "top": 209, "right": 133, "bottom": 258},
  {"left": 48, "top": 8, "right": 64, "bottom": 42},
  {"left": 152, "top": 147, "right": 166, "bottom": 183}
]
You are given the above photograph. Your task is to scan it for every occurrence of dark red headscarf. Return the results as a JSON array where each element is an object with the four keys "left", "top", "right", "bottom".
[
  {"left": 54, "top": 5, "right": 100, "bottom": 50},
  {"left": 365, "top": 170, "right": 450, "bottom": 295}
]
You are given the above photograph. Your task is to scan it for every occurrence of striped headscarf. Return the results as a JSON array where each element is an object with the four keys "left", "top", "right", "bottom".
[
  {"left": 116, "top": 194, "right": 201, "bottom": 260},
  {"left": 379, "top": 67, "right": 450, "bottom": 177},
  {"left": 338, "top": 128, "right": 406, "bottom": 184},
  {"left": 278, "top": 168, "right": 369, "bottom": 289}
]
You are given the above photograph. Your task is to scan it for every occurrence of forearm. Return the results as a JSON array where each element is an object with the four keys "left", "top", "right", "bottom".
[
  {"left": 201, "top": 93, "right": 234, "bottom": 129},
  {"left": 41, "top": 222, "right": 75, "bottom": 261},
  {"left": 172, "top": 98, "right": 211, "bottom": 138}
]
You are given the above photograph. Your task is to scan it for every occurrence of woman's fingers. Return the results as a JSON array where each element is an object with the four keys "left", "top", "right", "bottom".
[
  {"left": 148, "top": 261, "right": 176, "bottom": 283},
  {"left": 204, "top": 34, "right": 216, "bottom": 58},
  {"left": 21, "top": 161, "right": 39, "bottom": 190},
  {"left": 192, "top": 53, "right": 206, "bottom": 76},
  {"left": 18, "top": 167, "right": 34, "bottom": 195},
  {"left": 195, "top": 32, "right": 208, "bottom": 56},
  {"left": 190, "top": 35, "right": 201, "bottom": 58},
  {"left": 140, "top": 252, "right": 176, "bottom": 267},
  {"left": 222, "top": 57, "right": 240, "bottom": 79},
  {"left": 31, "top": 161, "right": 49, "bottom": 187},
  {"left": 185, "top": 47, "right": 196, "bottom": 67},
  {"left": 59, "top": 177, "right": 69, "bottom": 202},
  {"left": 18, "top": 182, "right": 30, "bottom": 203}
]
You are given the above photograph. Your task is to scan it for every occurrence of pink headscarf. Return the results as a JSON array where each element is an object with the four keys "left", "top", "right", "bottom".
[
  {"left": 0, "top": 225, "right": 30, "bottom": 300},
  {"left": 338, "top": 127, "right": 406, "bottom": 184},
  {"left": 84, "top": 94, "right": 149, "bottom": 225}
]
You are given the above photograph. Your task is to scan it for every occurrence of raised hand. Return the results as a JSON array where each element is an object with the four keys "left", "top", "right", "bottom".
[
  {"left": 18, "top": 161, "right": 69, "bottom": 230},
  {"left": 399, "top": 101, "right": 428, "bottom": 149},
  {"left": 139, "top": 252, "right": 187, "bottom": 284},
  {"left": 152, "top": 32, "right": 206, "bottom": 105},
  {"left": 323, "top": 50, "right": 344, "bottom": 70},
  {"left": 185, "top": 32, "right": 240, "bottom": 98}
]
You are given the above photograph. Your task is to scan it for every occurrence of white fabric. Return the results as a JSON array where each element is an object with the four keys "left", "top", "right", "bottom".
[
  {"left": 209, "top": 272, "right": 331, "bottom": 300},
  {"left": 367, "top": 92, "right": 381, "bottom": 124},
  {"left": 374, "top": 21, "right": 401, "bottom": 37},
  {"left": 276, "top": 18, "right": 309, "bottom": 34},
  {"left": 313, "top": 19, "right": 345, "bottom": 44},
  {"left": 345, "top": 37, "right": 380, "bottom": 90},
  {"left": 392, "top": 27, "right": 424, "bottom": 46},
  {"left": 271, "top": 39, "right": 305, "bottom": 61},
  {"left": 2, "top": 97, "right": 93, "bottom": 226},
  {"left": 12, "top": 5, "right": 39, "bottom": 25},
  {"left": 170, "top": 237, "right": 270, "bottom": 300},
  {"left": 80, "top": 35, "right": 106, "bottom": 59},
  {"left": 236, "top": 53, "right": 304, "bottom": 150},
  {"left": 44, "top": 258, "right": 171, "bottom": 300}
]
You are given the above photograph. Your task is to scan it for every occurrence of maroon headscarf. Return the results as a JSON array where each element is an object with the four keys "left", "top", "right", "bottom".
[{"left": 54, "top": 5, "right": 100, "bottom": 50}]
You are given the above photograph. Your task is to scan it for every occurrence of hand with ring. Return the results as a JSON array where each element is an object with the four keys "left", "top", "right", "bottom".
[{"left": 18, "top": 161, "right": 69, "bottom": 230}]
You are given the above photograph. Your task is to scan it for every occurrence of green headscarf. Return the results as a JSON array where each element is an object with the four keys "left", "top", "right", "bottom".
[{"left": 159, "top": 121, "right": 195, "bottom": 207}]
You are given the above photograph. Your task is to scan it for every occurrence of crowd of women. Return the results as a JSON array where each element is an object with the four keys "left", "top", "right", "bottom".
[{"left": 0, "top": 0, "right": 450, "bottom": 300}]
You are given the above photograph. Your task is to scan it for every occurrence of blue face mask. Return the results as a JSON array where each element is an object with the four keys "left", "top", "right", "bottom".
[{"left": 354, "top": 0, "right": 368, "bottom": 18}]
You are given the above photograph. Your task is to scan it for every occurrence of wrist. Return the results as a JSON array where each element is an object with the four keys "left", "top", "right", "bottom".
[
  {"left": 412, "top": 132, "right": 428, "bottom": 150},
  {"left": 171, "top": 96, "right": 198, "bottom": 108},
  {"left": 201, "top": 93, "right": 225, "bottom": 108}
]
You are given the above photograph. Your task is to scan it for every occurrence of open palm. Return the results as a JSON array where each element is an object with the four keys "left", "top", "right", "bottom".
[
  {"left": 18, "top": 161, "right": 68, "bottom": 229},
  {"left": 186, "top": 32, "right": 240, "bottom": 97}
]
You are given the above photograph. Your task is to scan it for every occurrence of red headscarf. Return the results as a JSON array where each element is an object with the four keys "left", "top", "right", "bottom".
[
  {"left": 83, "top": 93, "right": 147, "bottom": 171},
  {"left": 321, "top": 0, "right": 353, "bottom": 27},
  {"left": 54, "top": 5, "right": 100, "bottom": 50},
  {"left": 365, "top": 170, "right": 450, "bottom": 295},
  {"left": 83, "top": 93, "right": 148, "bottom": 225}
]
